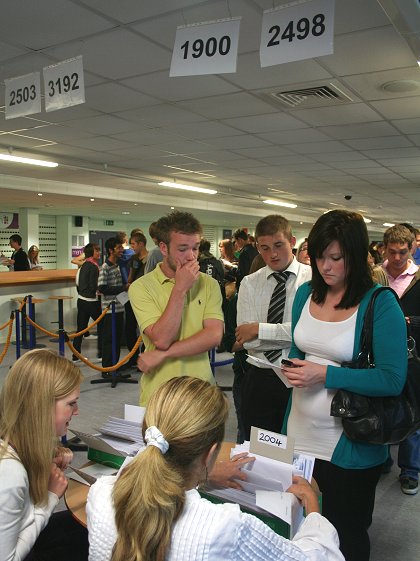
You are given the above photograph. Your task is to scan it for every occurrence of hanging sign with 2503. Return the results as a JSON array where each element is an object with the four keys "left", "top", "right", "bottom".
[
  {"left": 4, "top": 72, "right": 41, "bottom": 120},
  {"left": 260, "top": 0, "right": 334, "bottom": 67},
  {"left": 170, "top": 17, "right": 241, "bottom": 77}
]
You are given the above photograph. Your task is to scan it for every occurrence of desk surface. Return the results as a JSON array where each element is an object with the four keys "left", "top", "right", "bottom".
[
  {"left": 65, "top": 442, "right": 233, "bottom": 528},
  {"left": 0, "top": 269, "right": 77, "bottom": 287}
]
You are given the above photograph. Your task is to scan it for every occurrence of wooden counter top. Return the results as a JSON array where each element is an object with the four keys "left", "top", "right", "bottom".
[{"left": 0, "top": 269, "right": 77, "bottom": 287}]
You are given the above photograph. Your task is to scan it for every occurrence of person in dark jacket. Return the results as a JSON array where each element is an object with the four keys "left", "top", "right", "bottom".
[
  {"left": 6, "top": 234, "right": 30, "bottom": 271},
  {"left": 233, "top": 229, "right": 258, "bottom": 288},
  {"left": 72, "top": 243, "right": 103, "bottom": 362}
]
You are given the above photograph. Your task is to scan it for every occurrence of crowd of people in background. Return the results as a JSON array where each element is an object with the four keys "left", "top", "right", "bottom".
[{"left": 1, "top": 209, "right": 420, "bottom": 561}]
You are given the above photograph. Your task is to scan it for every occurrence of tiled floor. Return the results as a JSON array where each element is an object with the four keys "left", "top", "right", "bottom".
[{"left": 1, "top": 335, "right": 418, "bottom": 560}]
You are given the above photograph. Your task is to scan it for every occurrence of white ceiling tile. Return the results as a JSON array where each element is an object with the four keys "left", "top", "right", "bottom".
[
  {"left": 44, "top": 29, "right": 170, "bottom": 80},
  {"left": 122, "top": 72, "right": 240, "bottom": 101},
  {"left": 408, "top": 135, "right": 420, "bottom": 146},
  {"left": 80, "top": 0, "right": 210, "bottom": 24},
  {"left": 85, "top": 83, "right": 158, "bottom": 113},
  {"left": 114, "top": 104, "right": 207, "bottom": 127},
  {"left": 65, "top": 136, "right": 131, "bottom": 151},
  {"left": 257, "top": 129, "right": 332, "bottom": 144},
  {"left": 231, "top": 146, "right": 293, "bottom": 158},
  {"left": 110, "top": 129, "right": 185, "bottom": 146},
  {"left": 392, "top": 118, "right": 420, "bottom": 134},
  {"left": 204, "top": 135, "right": 272, "bottom": 150},
  {"left": 345, "top": 136, "right": 413, "bottom": 150},
  {"left": 222, "top": 113, "right": 308, "bottom": 133},
  {"left": 313, "top": 152, "right": 368, "bottom": 162},
  {"left": 371, "top": 98, "right": 420, "bottom": 119},
  {"left": 341, "top": 67, "right": 420, "bottom": 101},
  {"left": 321, "top": 27, "right": 416, "bottom": 76},
  {"left": 0, "top": 1, "right": 113, "bottom": 49},
  {"left": 334, "top": 0, "right": 391, "bottom": 34},
  {"left": 287, "top": 141, "right": 352, "bottom": 154},
  {"left": 65, "top": 115, "right": 141, "bottom": 135},
  {"left": 177, "top": 92, "right": 278, "bottom": 120},
  {"left": 164, "top": 121, "right": 244, "bottom": 139},
  {"left": 361, "top": 147, "right": 420, "bottom": 159},
  {"left": 0, "top": 41, "right": 28, "bottom": 62},
  {"left": 291, "top": 104, "right": 382, "bottom": 127},
  {"left": 319, "top": 121, "right": 400, "bottom": 140},
  {"left": 228, "top": 52, "right": 332, "bottom": 91}
]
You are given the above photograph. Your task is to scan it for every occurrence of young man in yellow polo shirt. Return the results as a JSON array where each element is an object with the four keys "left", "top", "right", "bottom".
[{"left": 128, "top": 211, "right": 224, "bottom": 405}]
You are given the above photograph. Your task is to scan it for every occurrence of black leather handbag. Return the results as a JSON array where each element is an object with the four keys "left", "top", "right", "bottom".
[{"left": 330, "top": 286, "right": 420, "bottom": 445}]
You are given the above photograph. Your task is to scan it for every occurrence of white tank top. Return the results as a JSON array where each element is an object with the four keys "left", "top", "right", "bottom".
[{"left": 287, "top": 296, "right": 357, "bottom": 461}]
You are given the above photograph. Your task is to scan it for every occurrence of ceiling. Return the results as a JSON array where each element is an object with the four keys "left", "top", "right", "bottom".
[{"left": 1, "top": 0, "right": 420, "bottom": 233}]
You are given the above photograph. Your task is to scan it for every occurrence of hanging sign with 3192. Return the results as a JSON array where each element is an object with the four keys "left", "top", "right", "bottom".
[{"left": 43, "top": 55, "right": 85, "bottom": 112}]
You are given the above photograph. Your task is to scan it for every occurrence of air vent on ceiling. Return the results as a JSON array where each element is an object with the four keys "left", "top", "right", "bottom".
[{"left": 268, "top": 84, "right": 354, "bottom": 108}]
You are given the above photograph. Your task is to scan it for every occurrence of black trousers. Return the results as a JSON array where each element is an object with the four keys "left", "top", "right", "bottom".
[
  {"left": 101, "top": 312, "right": 124, "bottom": 368},
  {"left": 241, "top": 364, "right": 291, "bottom": 440},
  {"left": 125, "top": 301, "right": 139, "bottom": 365},
  {"left": 24, "top": 510, "right": 88, "bottom": 561},
  {"left": 73, "top": 299, "right": 102, "bottom": 356},
  {"left": 313, "top": 459, "right": 382, "bottom": 561}
]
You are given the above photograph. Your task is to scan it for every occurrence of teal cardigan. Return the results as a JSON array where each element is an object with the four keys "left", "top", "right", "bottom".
[{"left": 283, "top": 282, "right": 407, "bottom": 469}]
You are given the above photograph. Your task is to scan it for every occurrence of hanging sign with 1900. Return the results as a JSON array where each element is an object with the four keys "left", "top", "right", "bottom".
[
  {"left": 4, "top": 72, "right": 41, "bottom": 120},
  {"left": 260, "top": 0, "right": 334, "bottom": 67},
  {"left": 43, "top": 55, "right": 85, "bottom": 112},
  {"left": 170, "top": 17, "right": 241, "bottom": 77}
]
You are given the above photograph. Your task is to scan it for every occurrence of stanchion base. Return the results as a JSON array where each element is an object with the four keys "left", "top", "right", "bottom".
[{"left": 91, "top": 376, "right": 138, "bottom": 389}]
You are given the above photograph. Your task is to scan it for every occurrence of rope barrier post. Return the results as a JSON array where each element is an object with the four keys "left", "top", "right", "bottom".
[
  {"left": 58, "top": 298, "right": 65, "bottom": 356},
  {"left": 28, "top": 295, "right": 36, "bottom": 349},
  {"left": 90, "top": 301, "right": 138, "bottom": 388},
  {"left": 111, "top": 301, "right": 117, "bottom": 378},
  {"left": 15, "top": 308, "right": 21, "bottom": 359},
  {"left": 21, "top": 299, "right": 28, "bottom": 348},
  {"left": 210, "top": 347, "right": 216, "bottom": 376}
]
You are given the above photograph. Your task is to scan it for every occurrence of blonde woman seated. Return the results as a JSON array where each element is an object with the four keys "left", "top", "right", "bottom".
[
  {"left": 0, "top": 350, "right": 87, "bottom": 561},
  {"left": 87, "top": 377, "right": 344, "bottom": 561}
]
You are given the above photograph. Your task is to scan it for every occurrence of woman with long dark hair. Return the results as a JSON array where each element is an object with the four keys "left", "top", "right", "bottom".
[{"left": 281, "top": 210, "right": 407, "bottom": 561}]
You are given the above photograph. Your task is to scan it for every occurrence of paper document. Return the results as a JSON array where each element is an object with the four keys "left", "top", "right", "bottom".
[
  {"left": 256, "top": 490, "right": 304, "bottom": 538},
  {"left": 67, "top": 463, "right": 117, "bottom": 486},
  {"left": 116, "top": 291, "right": 129, "bottom": 306},
  {"left": 246, "top": 355, "right": 292, "bottom": 388},
  {"left": 204, "top": 440, "right": 315, "bottom": 529}
]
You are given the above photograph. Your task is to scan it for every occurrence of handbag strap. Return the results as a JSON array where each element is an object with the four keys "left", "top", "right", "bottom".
[{"left": 358, "top": 286, "right": 401, "bottom": 366}]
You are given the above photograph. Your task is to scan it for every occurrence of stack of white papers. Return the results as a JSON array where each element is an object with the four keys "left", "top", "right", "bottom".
[
  {"left": 70, "top": 405, "right": 146, "bottom": 458},
  {"left": 97, "top": 405, "right": 146, "bottom": 456},
  {"left": 205, "top": 442, "right": 315, "bottom": 538}
]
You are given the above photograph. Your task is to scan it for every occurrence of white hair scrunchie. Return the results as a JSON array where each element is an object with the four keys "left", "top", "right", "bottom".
[{"left": 144, "top": 426, "right": 169, "bottom": 454}]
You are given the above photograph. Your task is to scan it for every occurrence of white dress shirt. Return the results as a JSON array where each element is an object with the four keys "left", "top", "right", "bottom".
[
  {"left": 237, "top": 258, "right": 312, "bottom": 367},
  {"left": 87, "top": 477, "right": 344, "bottom": 561}
]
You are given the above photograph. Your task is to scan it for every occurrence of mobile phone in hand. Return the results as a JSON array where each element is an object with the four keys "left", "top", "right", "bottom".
[{"left": 281, "top": 359, "right": 299, "bottom": 368}]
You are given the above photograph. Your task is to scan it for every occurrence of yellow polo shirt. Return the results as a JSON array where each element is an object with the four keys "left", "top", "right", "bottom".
[{"left": 129, "top": 264, "right": 224, "bottom": 405}]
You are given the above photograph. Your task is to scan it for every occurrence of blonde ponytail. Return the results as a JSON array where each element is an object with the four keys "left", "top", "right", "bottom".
[{"left": 111, "top": 377, "right": 228, "bottom": 561}]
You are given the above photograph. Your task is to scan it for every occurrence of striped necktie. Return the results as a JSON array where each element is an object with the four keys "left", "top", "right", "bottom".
[{"left": 264, "top": 271, "right": 290, "bottom": 362}]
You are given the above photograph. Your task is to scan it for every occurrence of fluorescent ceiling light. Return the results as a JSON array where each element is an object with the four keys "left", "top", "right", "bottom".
[
  {"left": 0, "top": 154, "right": 58, "bottom": 168},
  {"left": 263, "top": 199, "right": 297, "bottom": 209},
  {"left": 158, "top": 181, "right": 217, "bottom": 195},
  {"left": 383, "top": 222, "right": 395, "bottom": 227},
  {"left": 363, "top": 217, "right": 372, "bottom": 223}
]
